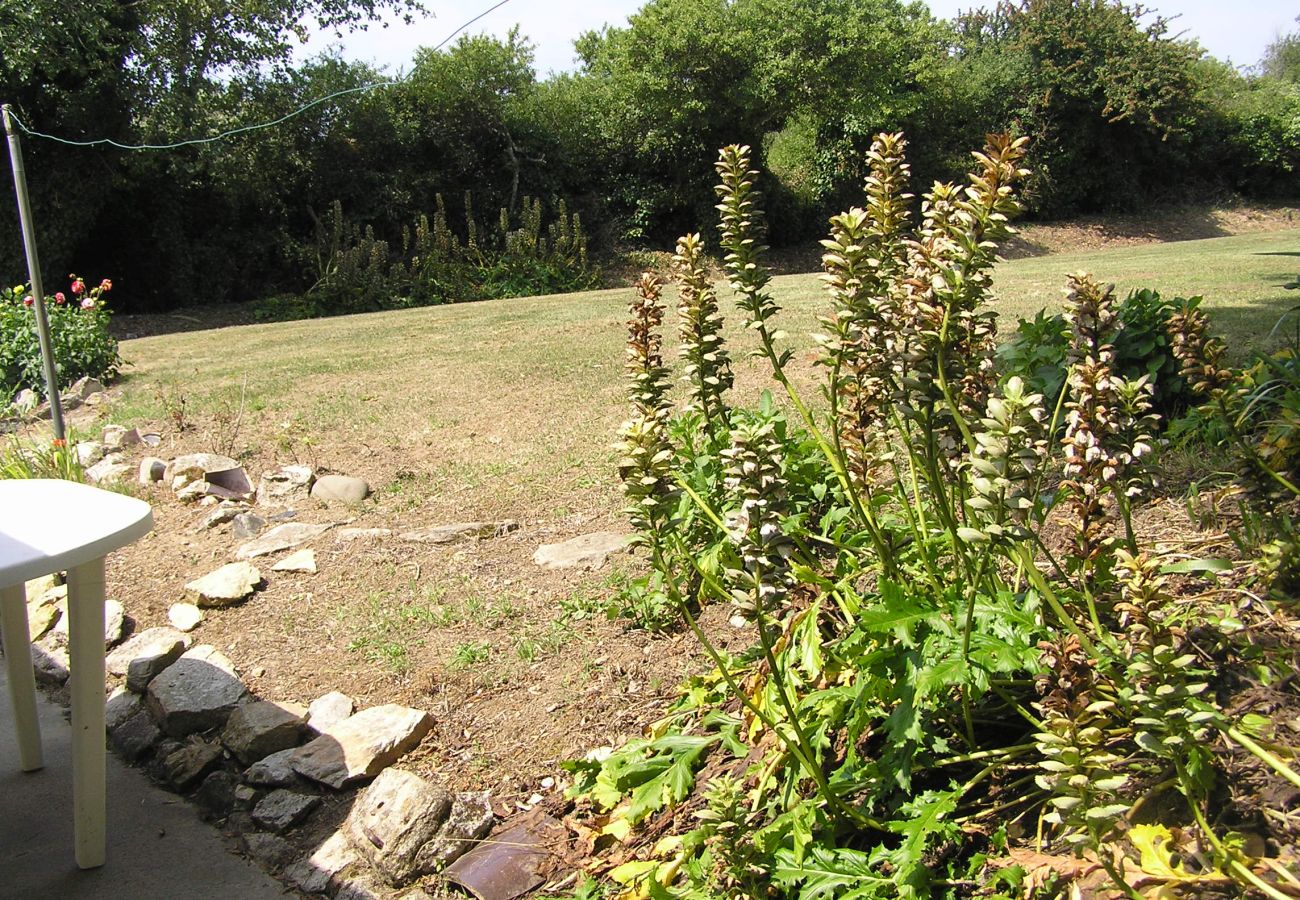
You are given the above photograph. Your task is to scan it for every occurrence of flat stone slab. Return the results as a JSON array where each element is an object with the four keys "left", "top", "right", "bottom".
[
  {"left": 168, "top": 602, "right": 204, "bottom": 632},
  {"left": 399, "top": 522, "right": 518, "bottom": 545},
  {"left": 33, "top": 631, "right": 70, "bottom": 684},
  {"left": 257, "top": 465, "right": 315, "bottom": 507},
  {"left": 272, "top": 548, "right": 317, "bottom": 573},
  {"left": 244, "top": 747, "right": 300, "bottom": 788},
  {"left": 168, "top": 453, "right": 241, "bottom": 495},
  {"left": 109, "top": 626, "right": 191, "bottom": 675},
  {"left": 236, "top": 522, "right": 333, "bottom": 560},
  {"left": 147, "top": 645, "right": 248, "bottom": 737},
  {"left": 532, "top": 532, "right": 632, "bottom": 570},
  {"left": 185, "top": 561, "right": 263, "bottom": 607},
  {"left": 159, "top": 738, "right": 223, "bottom": 791},
  {"left": 252, "top": 789, "right": 321, "bottom": 833},
  {"left": 345, "top": 768, "right": 452, "bottom": 886},
  {"left": 86, "top": 454, "right": 133, "bottom": 485},
  {"left": 292, "top": 704, "right": 433, "bottom": 789},
  {"left": 312, "top": 475, "right": 370, "bottom": 504},
  {"left": 284, "top": 831, "right": 358, "bottom": 895},
  {"left": 336, "top": 528, "right": 392, "bottom": 542},
  {"left": 222, "top": 700, "right": 306, "bottom": 765},
  {"left": 52, "top": 598, "right": 124, "bottom": 647},
  {"left": 307, "top": 691, "right": 355, "bottom": 733}
]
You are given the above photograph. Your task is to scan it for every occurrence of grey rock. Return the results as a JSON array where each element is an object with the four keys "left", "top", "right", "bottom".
[
  {"left": 399, "top": 521, "right": 518, "bottom": 545},
  {"left": 252, "top": 789, "right": 321, "bottom": 833},
  {"left": 118, "top": 629, "right": 192, "bottom": 692},
  {"left": 291, "top": 704, "right": 433, "bottom": 789},
  {"left": 25, "top": 587, "right": 60, "bottom": 641},
  {"left": 283, "top": 831, "right": 358, "bottom": 895},
  {"left": 243, "top": 747, "right": 300, "bottom": 788},
  {"left": 200, "top": 500, "right": 248, "bottom": 529},
  {"left": 13, "top": 388, "right": 38, "bottom": 414},
  {"left": 311, "top": 474, "right": 370, "bottom": 504},
  {"left": 158, "top": 738, "right": 223, "bottom": 791},
  {"left": 51, "top": 597, "right": 123, "bottom": 647},
  {"left": 168, "top": 602, "right": 204, "bottom": 632},
  {"left": 344, "top": 768, "right": 452, "bottom": 886},
  {"left": 234, "top": 784, "right": 259, "bottom": 809},
  {"left": 533, "top": 531, "right": 632, "bottom": 570},
  {"left": 271, "top": 549, "right": 317, "bottom": 574},
  {"left": 146, "top": 645, "right": 248, "bottom": 737},
  {"left": 102, "top": 425, "right": 142, "bottom": 451},
  {"left": 141, "top": 432, "right": 162, "bottom": 447},
  {"left": 109, "top": 626, "right": 190, "bottom": 676},
  {"left": 257, "top": 465, "right": 315, "bottom": 507},
  {"left": 306, "top": 691, "right": 354, "bottom": 733},
  {"left": 167, "top": 453, "right": 240, "bottom": 497},
  {"left": 195, "top": 770, "right": 239, "bottom": 817},
  {"left": 335, "top": 528, "right": 391, "bottom": 542},
  {"left": 86, "top": 453, "right": 133, "bottom": 485},
  {"left": 335, "top": 876, "right": 385, "bottom": 900},
  {"left": 76, "top": 440, "right": 106, "bottom": 467},
  {"left": 32, "top": 631, "right": 70, "bottom": 684},
  {"left": 139, "top": 456, "right": 167, "bottom": 484},
  {"left": 231, "top": 513, "right": 266, "bottom": 539},
  {"left": 110, "top": 708, "right": 162, "bottom": 762},
  {"left": 71, "top": 376, "right": 106, "bottom": 399},
  {"left": 235, "top": 522, "right": 333, "bottom": 560},
  {"left": 185, "top": 561, "right": 263, "bottom": 607},
  {"left": 222, "top": 700, "right": 306, "bottom": 765},
  {"left": 242, "top": 832, "right": 297, "bottom": 871},
  {"left": 106, "top": 687, "right": 144, "bottom": 731},
  {"left": 418, "top": 791, "right": 495, "bottom": 870}
]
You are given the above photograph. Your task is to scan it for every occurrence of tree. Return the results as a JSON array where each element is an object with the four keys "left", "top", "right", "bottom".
[{"left": 1260, "top": 18, "right": 1300, "bottom": 84}]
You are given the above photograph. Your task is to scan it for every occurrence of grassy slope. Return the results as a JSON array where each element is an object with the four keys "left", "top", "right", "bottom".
[{"left": 112, "top": 229, "right": 1300, "bottom": 515}]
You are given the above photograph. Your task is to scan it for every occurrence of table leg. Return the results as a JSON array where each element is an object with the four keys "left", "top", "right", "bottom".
[
  {"left": 66, "top": 558, "right": 107, "bottom": 870},
  {"left": 1, "top": 582, "right": 43, "bottom": 772}
]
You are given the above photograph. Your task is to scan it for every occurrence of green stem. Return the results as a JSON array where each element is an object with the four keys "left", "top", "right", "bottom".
[{"left": 1226, "top": 725, "right": 1300, "bottom": 790}]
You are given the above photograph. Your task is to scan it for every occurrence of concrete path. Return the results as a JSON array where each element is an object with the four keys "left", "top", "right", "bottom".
[{"left": 0, "top": 666, "right": 287, "bottom": 899}]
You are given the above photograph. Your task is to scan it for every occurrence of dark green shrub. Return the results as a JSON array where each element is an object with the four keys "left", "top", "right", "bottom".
[
  {"left": 998, "top": 287, "right": 1194, "bottom": 420},
  {"left": 2, "top": 275, "right": 120, "bottom": 403}
]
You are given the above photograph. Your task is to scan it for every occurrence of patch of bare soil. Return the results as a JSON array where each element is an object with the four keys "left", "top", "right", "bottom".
[{"left": 97, "top": 421, "right": 755, "bottom": 806}]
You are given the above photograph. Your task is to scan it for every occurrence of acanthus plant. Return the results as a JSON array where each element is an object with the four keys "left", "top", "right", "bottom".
[{"left": 576, "top": 133, "right": 1300, "bottom": 900}]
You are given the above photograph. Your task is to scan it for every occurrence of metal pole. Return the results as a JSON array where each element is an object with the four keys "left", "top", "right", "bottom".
[{"left": 3, "top": 104, "right": 64, "bottom": 439}]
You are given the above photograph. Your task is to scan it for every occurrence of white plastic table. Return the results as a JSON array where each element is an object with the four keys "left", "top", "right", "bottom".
[{"left": 0, "top": 478, "right": 152, "bottom": 869}]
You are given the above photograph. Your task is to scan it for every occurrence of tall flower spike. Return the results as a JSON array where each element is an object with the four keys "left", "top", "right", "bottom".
[
  {"left": 964, "top": 376, "right": 1048, "bottom": 544},
  {"left": 616, "top": 273, "right": 677, "bottom": 536},
  {"left": 721, "top": 419, "right": 794, "bottom": 617},
  {"left": 674, "top": 233, "right": 733, "bottom": 425},
  {"left": 1167, "top": 297, "right": 1230, "bottom": 397},
  {"left": 715, "top": 145, "right": 779, "bottom": 330}
]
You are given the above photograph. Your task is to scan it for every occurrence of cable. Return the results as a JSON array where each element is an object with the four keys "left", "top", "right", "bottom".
[{"left": 7, "top": 0, "right": 516, "bottom": 152}]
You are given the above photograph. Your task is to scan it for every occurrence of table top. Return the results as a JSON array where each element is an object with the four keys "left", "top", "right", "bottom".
[{"left": 0, "top": 479, "right": 153, "bottom": 586}]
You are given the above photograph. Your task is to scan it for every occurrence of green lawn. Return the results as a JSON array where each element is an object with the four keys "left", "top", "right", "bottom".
[{"left": 109, "top": 228, "right": 1299, "bottom": 519}]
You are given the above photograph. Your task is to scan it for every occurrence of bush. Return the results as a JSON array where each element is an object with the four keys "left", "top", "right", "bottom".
[
  {"left": 998, "top": 287, "right": 1194, "bottom": 420},
  {"left": 2, "top": 274, "right": 120, "bottom": 404}
]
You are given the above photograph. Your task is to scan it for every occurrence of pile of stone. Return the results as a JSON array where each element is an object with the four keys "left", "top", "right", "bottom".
[{"left": 99, "top": 629, "right": 491, "bottom": 896}]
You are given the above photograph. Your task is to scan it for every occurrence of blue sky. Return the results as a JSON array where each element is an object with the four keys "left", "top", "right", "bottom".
[{"left": 301, "top": 0, "right": 1299, "bottom": 76}]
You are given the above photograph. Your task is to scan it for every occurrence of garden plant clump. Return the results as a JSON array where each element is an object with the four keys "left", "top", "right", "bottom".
[
  {"left": 567, "top": 134, "right": 1300, "bottom": 898},
  {"left": 1, "top": 273, "right": 120, "bottom": 404}
]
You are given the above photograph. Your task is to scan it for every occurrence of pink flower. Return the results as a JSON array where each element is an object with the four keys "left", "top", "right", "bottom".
[
  {"left": 99, "top": 279, "right": 112, "bottom": 292},
  {"left": 22, "top": 295, "right": 33, "bottom": 307},
  {"left": 71, "top": 278, "right": 85, "bottom": 295},
  {"left": 80, "top": 296, "right": 95, "bottom": 310},
  {"left": 54, "top": 291, "right": 66, "bottom": 305}
]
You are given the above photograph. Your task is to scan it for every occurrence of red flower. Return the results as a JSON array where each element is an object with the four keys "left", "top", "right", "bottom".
[
  {"left": 99, "top": 279, "right": 112, "bottom": 292},
  {"left": 22, "top": 295, "right": 33, "bottom": 307},
  {"left": 54, "top": 291, "right": 66, "bottom": 305},
  {"left": 52, "top": 438, "right": 66, "bottom": 448},
  {"left": 71, "top": 278, "right": 85, "bottom": 295}
]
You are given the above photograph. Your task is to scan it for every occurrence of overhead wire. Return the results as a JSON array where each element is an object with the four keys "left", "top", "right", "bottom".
[{"left": 6, "top": 0, "right": 516, "bottom": 152}]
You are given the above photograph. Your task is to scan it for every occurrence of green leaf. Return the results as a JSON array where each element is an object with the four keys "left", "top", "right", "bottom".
[{"left": 1159, "top": 558, "right": 1232, "bottom": 575}]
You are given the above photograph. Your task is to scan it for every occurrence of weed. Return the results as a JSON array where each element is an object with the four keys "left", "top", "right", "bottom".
[{"left": 447, "top": 641, "right": 491, "bottom": 671}]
